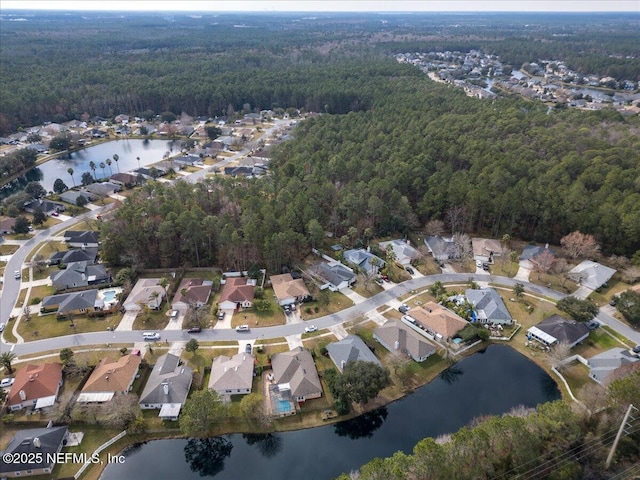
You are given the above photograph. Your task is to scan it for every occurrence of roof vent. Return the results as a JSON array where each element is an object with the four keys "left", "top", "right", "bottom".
[
  {"left": 19, "top": 390, "right": 27, "bottom": 401},
  {"left": 105, "top": 376, "right": 109, "bottom": 381},
  {"left": 162, "top": 382, "right": 169, "bottom": 395},
  {"left": 33, "top": 437, "right": 41, "bottom": 448}
]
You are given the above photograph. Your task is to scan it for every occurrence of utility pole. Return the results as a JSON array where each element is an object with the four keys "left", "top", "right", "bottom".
[{"left": 605, "top": 404, "right": 638, "bottom": 469}]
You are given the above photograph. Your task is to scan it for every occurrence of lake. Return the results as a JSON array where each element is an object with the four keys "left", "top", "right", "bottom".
[
  {"left": 101, "top": 345, "right": 560, "bottom": 480},
  {"left": 32, "top": 139, "right": 181, "bottom": 193}
]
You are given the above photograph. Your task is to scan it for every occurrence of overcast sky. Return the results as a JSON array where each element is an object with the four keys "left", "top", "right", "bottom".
[{"left": 1, "top": 1, "right": 638, "bottom": 13}]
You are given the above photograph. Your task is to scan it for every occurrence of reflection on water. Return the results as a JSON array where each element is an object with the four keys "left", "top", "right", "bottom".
[
  {"left": 242, "top": 433, "right": 283, "bottom": 458},
  {"left": 438, "top": 365, "right": 464, "bottom": 385},
  {"left": 334, "top": 407, "right": 388, "bottom": 439},
  {"left": 184, "top": 437, "right": 233, "bottom": 477}
]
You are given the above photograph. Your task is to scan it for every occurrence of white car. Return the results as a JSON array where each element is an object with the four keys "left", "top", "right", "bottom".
[
  {"left": 475, "top": 260, "right": 483, "bottom": 268},
  {"left": 236, "top": 325, "right": 250, "bottom": 332},
  {"left": 14, "top": 270, "right": 21, "bottom": 279},
  {"left": 0, "top": 322, "right": 5, "bottom": 332},
  {"left": 142, "top": 332, "right": 160, "bottom": 340},
  {"left": 0, "top": 377, "right": 15, "bottom": 388},
  {"left": 304, "top": 325, "right": 318, "bottom": 333}
]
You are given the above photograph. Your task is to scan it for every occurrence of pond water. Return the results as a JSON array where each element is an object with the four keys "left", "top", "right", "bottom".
[
  {"left": 101, "top": 345, "right": 560, "bottom": 480},
  {"left": 30, "top": 139, "right": 181, "bottom": 193}
]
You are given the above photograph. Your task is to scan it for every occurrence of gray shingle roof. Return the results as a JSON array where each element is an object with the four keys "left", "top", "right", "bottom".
[
  {"left": 465, "top": 288, "right": 512, "bottom": 324},
  {"left": 50, "top": 261, "right": 109, "bottom": 289},
  {"left": 49, "top": 247, "right": 98, "bottom": 265},
  {"left": 424, "top": 236, "right": 457, "bottom": 260},
  {"left": 271, "top": 347, "right": 322, "bottom": 399},
  {"left": 326, "top": 335, "right": 381, "bottom": 372},
  {"left": 0, "top": 426, "right": 68, "bottom": 475},
  {"left": 208, "top": 353, "right": 254, "bottom": 394},
  {"left": 343, "top": 249, "right": 385, "bottom": 273},
  {"left": 569, "top": 261, "right": 616, "bottom": 290},
  {"left": 311, "top": 262, "right": 356, "bottom": 288},
  {"left": 139, "top": 353, "right": 193, "bottom": 406},
  {"left": 588, "top": 348, "right": 639, "bottom": 384},
  {"left": 374, "top": 320, "right": 436, "bottom": 361},
  {"left": 41, "top": 289, "right": 101, "bottom": 314},
  {"left": 534, "top": 314, "right": 590, "bottom": 347}
]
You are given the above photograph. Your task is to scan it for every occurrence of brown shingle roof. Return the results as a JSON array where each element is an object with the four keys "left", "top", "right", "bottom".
[
  {"left": 409, "top": 302, "right": 468, "bottom": 339},
  {"left": 270, "top": 273, "right": 310, "bottom": 302},
  {"left": 219, "top": 278, "right": 254, "bottom": 304},
  {"left": 7, "top": 363, "right": 62, "bottom": 407},
  {"left": 172, "top": 278, "right": 211, "bottom": 305},
  {"left": 82, "top": 354, "right": 141, "bottom": 394}
]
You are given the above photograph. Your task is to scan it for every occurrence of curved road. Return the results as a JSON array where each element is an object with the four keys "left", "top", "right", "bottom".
[{"left": 8, "top": 267, "right": 637, "bottom": 358}]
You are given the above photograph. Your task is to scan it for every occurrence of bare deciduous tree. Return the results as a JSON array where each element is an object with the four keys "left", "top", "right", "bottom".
[
  {"left": 453, "top": 233, "right": 472, "bottom": 260},
  {"left": 547, "top": 342, "right": 572, "bottom": 370},
  {"left": 425, "top": 219, "right": 445, "bottom": 237},
  {"left": 560, "top": 231, "right": 600, "bottom": 259},
  {"left": 533, "top": 249, "right": 556, "bottom": 279},
  {"left": 445, "top": 206, "right": 467, "bottom": 236}
]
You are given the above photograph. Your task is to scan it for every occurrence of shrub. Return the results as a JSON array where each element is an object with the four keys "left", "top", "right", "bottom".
[{"left": 30, "top": 297, "right": 41, "bottom": 305}]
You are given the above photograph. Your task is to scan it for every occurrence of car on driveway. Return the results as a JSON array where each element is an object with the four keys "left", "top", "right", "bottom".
[
  {"left": 236, "top": 325, "right": 250, "bottom": 332},
  {"left": 304, "top": 325, "right": 318, "bottom": 333},
  {"left": 245, "top": 343, "right": 252, "bottom": 354},
  {"left": 0, "top": 378, "right": 14, "bottom": 388},
  {"left": 629, "top": 345, "right": 640, "bottom": 358},
  {"left": 406, "top": 267, "right": 415, "bottom": 275},
  {"left": 475, "top": 260, "right": 483, "bottom": 268},
  {"left": 398, "top": 305, "right": 409, "bottom": 314},
  {"left": 187, "top": 326, "right": 202, "bottom": 333},
  {"left": 217, "top": 311, "right": 225, "bottom": 321}
]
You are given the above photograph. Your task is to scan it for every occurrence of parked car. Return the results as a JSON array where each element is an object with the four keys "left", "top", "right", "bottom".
[
  {"left": 51, "top": 211, "right": 59, "bottom": 217},
  {"left": 304, "top": 325, "right": 318, "bottom": 333},
  {"left": 586, "top": 320, "right": 600, "bottom": 331},
  {"left": 402, "top": 315, "right": 416, "bottom": 324},
  {"left": 187, "top": 326, "right": 202, "bottom": 333},
  {"left": 245, "top": 344, "right": 252, "bottom": 354},
  {"left": 0, "top": 378, "right": 14, "bottom": 388},
  {"left": 217, "top": 311, "right": 225, "bottom": 321},
  {"left": 236, "top": 325, "right": 250, "bottom": 332},
  {"left": 0, "top": 322, "right": 5, "bottom": 332},
  {"left": 406, "top": 267, "right": 415, "bottom": 275},
  {"left": 14, "top": 270, "right": 21, "bottom": 279},
  {"left": 476, "top": 260, "right": 483, "bottom": 268},
  {"left": 142, "top": 332, "right": 160, "bottom": 340},
  {"left": 291, "top": 303, "right": 296, "bottom": 311},
  {"left": 482, "top": 263, "right": 490, "bottom": 271},
  {"left": 629, "top": 345, "right": 640, "bottom": 358},
  {"left": 398, "top": 305, "right": 409, "bottom": 314},
  {"left": 170, "top": 310, "right": 179, "bottom": 319}
]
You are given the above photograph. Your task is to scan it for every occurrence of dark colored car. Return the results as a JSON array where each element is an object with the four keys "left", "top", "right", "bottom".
[
  {"left": 406, "top": 267, "right": 415, "bottom": 275},
  {"left": 187, "top": 327, "right": 202, "bottom": 333},
  {"left": 245, "top": 343, "right": 252, "bottom": 354}
]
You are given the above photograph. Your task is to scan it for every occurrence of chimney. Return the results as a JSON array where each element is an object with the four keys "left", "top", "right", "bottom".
[
  {"left": 162, "top": 382, "right": 169, "bottom": 395},
  {"left": 19, "top": 390, "right": 27, "bottom": 401},
  {"left": 33, "top": 437, "right": 41, "bottom": 448},
  {"left": 340, "top": 360, "right": 346, "bottom": 370},
  {"left": 394, "top": 341, "right": 400, "bottom": 350}
]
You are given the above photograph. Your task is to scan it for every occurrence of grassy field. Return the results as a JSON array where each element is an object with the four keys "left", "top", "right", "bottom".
[
  {"left": 0, "top": 244, "right": 19, "bottom": 255},
  {"left": 29, "top": 284, "right": 56, "bottom": 302},
  {"left": 300, "top": 290, "right": 354, "bottom": 320},
  {"left": 132, "top": 306, "right": 170, "bottom": 331},
  {"left": 231, "top": 299, "right": 286, "bottom": 328}
]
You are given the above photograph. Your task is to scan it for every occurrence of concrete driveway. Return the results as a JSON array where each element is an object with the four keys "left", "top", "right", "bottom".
[
  {"left": 339, "top": 287, "right": 366, "bottom": 304},
  {"left": 115, "top": 310, "right": 139, "bottom": 331},
  {"left": 514, "top": 262, "right": 532, "bottom": 282}
]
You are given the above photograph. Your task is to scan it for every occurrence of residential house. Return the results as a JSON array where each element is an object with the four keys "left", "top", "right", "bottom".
[
  {"left": 519, "top": 244, "right": 555, "bottom": 268},
  {"left": 6, "top": 363, "right": 63, "bottom": 411},
  {"left": 378, "top": 239, "right": 419, "bottom": 266},
  {"left": 208, "top": 353, "right": 254, "bottom": 398},
  {"left": 0, "top": 426, "right": 68, "bottom": 478},
  {"left": 270, "top": 347, "right": 322, "bottom": 402},
  {"left": 465, "top": 288, "right": 513, "bottom": 325},
  {"left": 171, "top": 278, "right": 213, "bottom": 311},
  {"left": 123, "top": 278, "right": 165, "bottom": 311},
  {"left": 134, "top": 166, "right": 166, "bottom": 179},
  {"left": 587, "top": 348, "right": 639, "bottom": 384},
  {"left": 343, "top": 248, "right": 386, "bottom": 275},
  {"left": 84, "top": 182, "right": 121, "bottom": 196},
  {"left": 110, "top": 172, "right": 139, "bottom": 186},
  {"left": 408, "top": 302, "right": 468, "bottom": 341},
  {"left": 0, "top": 216, "right": 16, "bottom": 234},
  {"left": 310, "top": 261, "right": 356, "bottom": 291},
  {"left": 63, "top": 230, "right": 99, "bottom": 248},
  {"left": 48, "top": 247, "right": 98, "bottom": 266},
  {"left": 270, "top": 273, "right": 310, "bottom": 306},
  {"left": 218, "top": 277, "right": 256, "bottom": 310},
  {"left": 527, "top": 314, "right": 590, "bottom": 348},
  {"left": 326, "top": 335, "right": 381, "bottom": 373},
  {"left": 374, "top": 320, "right": 436, "bottom": 362},
  {"left": 424, "top": 236, "right": 457, "bottom": 262},
  {"left": 24, "top": 199, "right": 65, "bottom": 216},
  {"left": 77, "top": 354, "right": 141, "bottom": 403},
  {"left": 139, "top": 353, "right": 193, "bottom": 420},
  {"left": 40, "top": 289, "right": 103, "bottom": 316},
  {"left": 174, "top": 154, "right": 200, "bottom": 167},
  {"left": 224, "top": 166, "right": 254, "bottom": 178},
  {"left": 58, "top": 190, "right": 94, "bottom": 206},
  {"left": 569, "top": 260, "right": 617, "bottom": 291},
  {"left": 50, "top": 261, "right": 110, "bottom": 290},
  {"left": 471, "top": 237, "right": 503, "bottom": 264}
]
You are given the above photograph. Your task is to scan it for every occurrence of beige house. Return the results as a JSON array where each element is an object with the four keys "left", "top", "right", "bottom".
[
  {"left": 409, "top": 302, "right": 468, "bottom": 341},
  {"left": 374, "top": 320, "right": 436, "bottom": 362},
  {"left": 270, "top": 347, "right": 322, "bottom": 402},
  {"left": 123, "top": 278, "right": 165, "bottom": 311},
  {"left": 77, "top": 354, "right": 141, "bottom": 403},
  {"left": 472, "top": 237, "right": 503, "bottom": 263},
  {"left": 208, "top": 353, "right": 254, "bottom": 398},
  {"left": 270, "top": 273, "right": 310, "bottom": 306}
]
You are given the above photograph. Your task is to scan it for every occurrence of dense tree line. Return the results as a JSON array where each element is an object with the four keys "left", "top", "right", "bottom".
[
  {"left": 0, "top": 149, "right": 37, "bottom": 178},
  {"left": 1, "top": 12, "right": 637, "bottom": 134}
]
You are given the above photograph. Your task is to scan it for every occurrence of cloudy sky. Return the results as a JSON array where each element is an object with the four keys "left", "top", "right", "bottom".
[{"left": 1, "top": 1, "right": 637, "bottom": 12}]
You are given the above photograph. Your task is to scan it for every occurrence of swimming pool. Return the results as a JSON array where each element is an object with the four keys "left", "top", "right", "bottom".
[
  {"left": 102, "top": 290, "right": 117, "bottom": 302},
  {"left": 276, "top": 399, "right": 294, "bottom": 414}
]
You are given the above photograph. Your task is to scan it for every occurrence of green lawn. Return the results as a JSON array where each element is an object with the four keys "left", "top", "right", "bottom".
[
  {"left": 18, "top": 311, "right": 122, "bottom": 341},
  {"left": 0, "top": 244, "right": 19, "bottom": 255},
  {"left": 300, "top": 290, "right": 353, "bottom": 319},
  {"left": 132, "top": 306, "right": 170, "bottom": 330}
]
